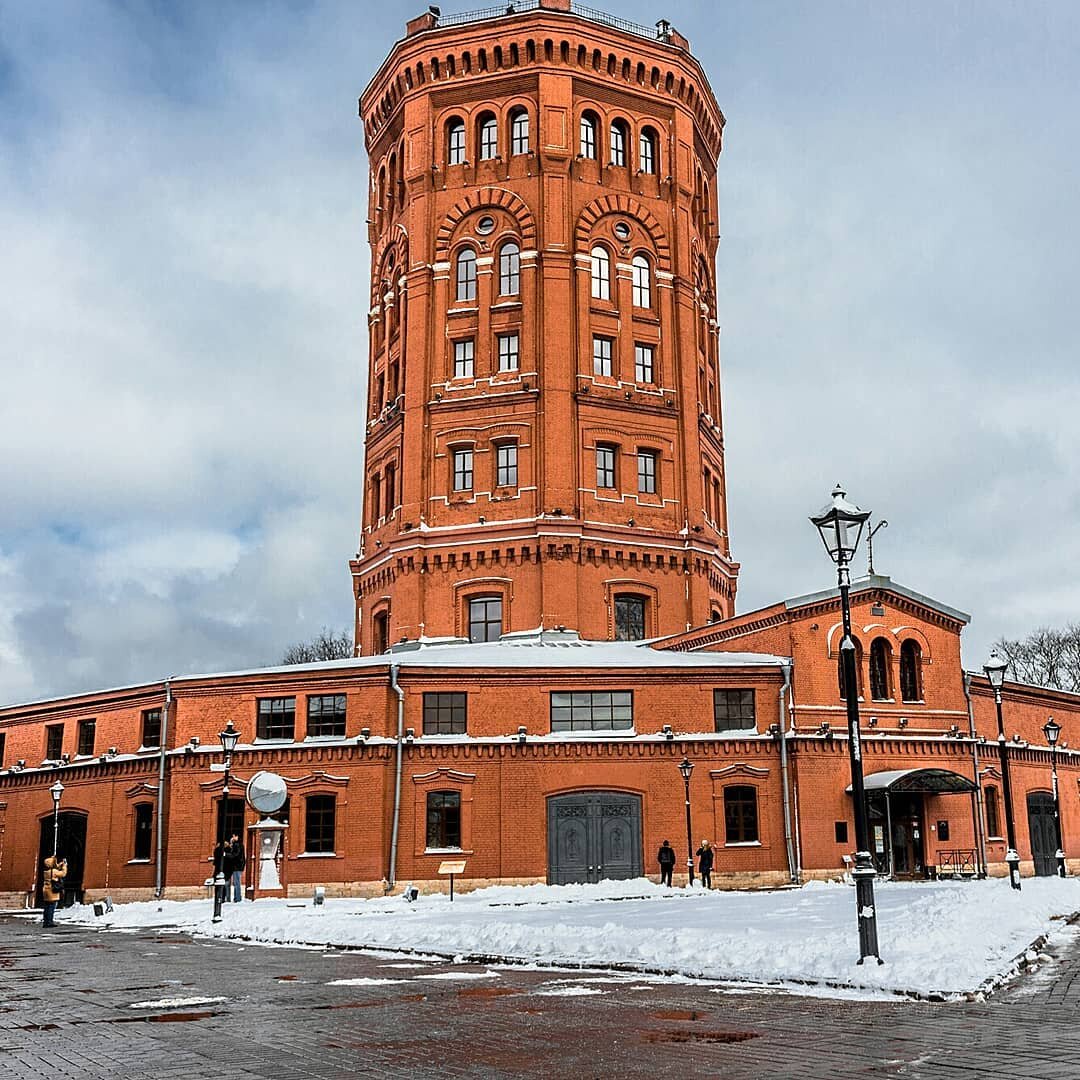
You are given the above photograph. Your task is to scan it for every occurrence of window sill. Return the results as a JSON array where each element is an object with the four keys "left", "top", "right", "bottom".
[
  {"left": 549, "top": 729, "right": 636, "bottom": 738},
  {"left": 423, "top": 847, "right": 472, "bottom": 856},
  {"left": 253, "top": 737, "right": 296, "bottom": 746},
  {"left": 126, "top": 859, "right": 152, "bottom": 865},
  {"left": 725, "top": 841, "right": 762, "bottom": 848},
  {"left": 295, "top": 852, "right": 339, "bottom": 859},
  {"left": 137, "top": 745, "right": 162, "bottom": 753},
  {"left": 304, "top": 734, "right": 347, "bottom": 743},
  {"left": 714, "top": 727, "right": 758, "bottom": 737},
  {"left": 986, "top": 836, "right": 1006, "bottom": 843}
]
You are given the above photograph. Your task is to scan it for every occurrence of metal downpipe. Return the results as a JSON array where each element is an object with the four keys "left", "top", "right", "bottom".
[
  {"left": 963, "top": 671, "right": 989, "bottom": 878},
  {"left": 777, "top": 661, "right": 799, "bottom": 883},
  {"left": 388, "top": 663, "right": 406, "bottom": 887},
  {"left": 154, "top": 678, "right": 172, "bottom": 899}
]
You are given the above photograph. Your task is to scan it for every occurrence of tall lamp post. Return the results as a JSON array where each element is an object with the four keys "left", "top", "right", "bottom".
[
  {"left": 49, "top": 781, "right": 64, "bottom": 859},
  {"left": 810, "top": 485, "right": 882, "bottom": 965},
  {"left": 211, "top": 720, "right": 241, "bottom": 923},
  {"left": 1043, "top": 717, "right": 1066, "bottom": 878},
  {"left": 983, "top": 652, "right": 1021, "bottom": 890},
  {"left": 678, "top": 757, "right": 695, "bottom": 887}
]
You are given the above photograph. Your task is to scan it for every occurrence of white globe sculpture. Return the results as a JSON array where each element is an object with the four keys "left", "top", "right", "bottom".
[
  {"left": 245, "top": 771, "right": 288, "bottom": 893},
  {"left": 246, "top": 770, "right": 287, "bottom": 816}
]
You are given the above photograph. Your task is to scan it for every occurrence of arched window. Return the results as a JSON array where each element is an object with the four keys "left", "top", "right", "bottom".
[
  {"left": 510, "top": 108, "right": 529, "bottom": 155},
  {"left": 609, "top": 120, "right": 628, "bottom": 166},
  {"left": 639, "top": 127, "right": 658, "bottom": 173},
  {"left": 447, "top": 118, "right": 466, "bottom": 166},
  {"left": 631, "top": 254, "right": 651, "bottom": 308},
  {"left": 900, "top": 640, "right": 923, "bottom": 702},
  {"left": 614, "top": 594, "right": 647, "bottom": 641},
  {"left": 869, "top": 638, "right": 891, "bottom": 701},
  {"left": 498, "top": 241, "right": 520, "bottom": 295},
  {"left": 456, "top": 248, "right": 477, "bottom": 302},
  {"left": 372, "top": 610, "right": 389, "bottom": 655},
  {"left": 984, "top": 786, "right": 1001, "bottom": 837},
  {"left": 580, "top": 112, "right": 598, "bottom": 159},
  {"left": 478, "top": 113, "right": 498, "bottom": 160},
  {"left": 838, "top": 640, "right": 863, "bottom": 699},
  {"left": 724, "top": 786, "right": 759, "bottom": 844},
  {"left": 426, "top": 790, "right": 462, "bottom": 849},
  {"left": 590, "top": 246, "right": 611, "bottom": 300}
]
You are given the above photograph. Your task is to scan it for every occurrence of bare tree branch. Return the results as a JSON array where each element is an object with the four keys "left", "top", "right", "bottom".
[
  {"left": 280, "top": 627, "right": 353, "bottom": 665},
  {"left": 994, "top": 624, "right": 1080, "bottom": 693}
]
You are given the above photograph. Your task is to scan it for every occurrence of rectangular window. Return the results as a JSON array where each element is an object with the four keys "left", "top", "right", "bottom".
[
  {"left": 468, "top": 596, "right": 503, "bottom": 642},
  {"left": 133, "top": 803, "right": 153, "bottom": 861},
  {"left": 985, "top": 788, "right": 1001, "bottom": 837},
  {"left": 45, "top": 724, "right": 63, "bottom": 761},
  {"left": 423, "top": 692, "right": 467, "bottom": 735},
  {"left": 77, "top": 719, "right": 96, "bottom": 757},
  {"left": 596, "top": 445, "right": 616, "bottom": 489},
  {"left": 304, "top": 794, "right": 336, "bottom": 854},
  {"left": 453, "top": 448, "right": 474, "bottom": 492},
  {"left": 141, "top": 708, "right": 162, "bottom": 749},
  {"left": 257, "top": 697, "right": 296, "bottom": 741},
  {"left": 307, "top": 694, "right": 346, "bottom": 738},
  {"left": 724, "top": 786, "right": 759, "bottom": 844},
  {"left": 937, "top": 819, "right": 950, "bottom": 842},
  {"left": 713, "top": 689, "right": 756, "bottom": 731},
  {"left": 480, "top": 120, "right": 498, "bottom": 160},
  {"left": 496, "top": 443, "right": 518, "bottom": 488},
  {"left": 497, "top": 332, "right": 519, "bottom": 372},
  {"left": 550, "top": 690, "right": 633, "bottom": 732},
  {"left": 614, "top": 595, "right": 646, "bottom": 641},
  {"left": 592, "top": 335, "right": 613, "bottom": 377},
  {"left": 511, "top": 111, "right": 529, "bottom": 155},
  {"left": 637, "top": 450, "right": 657, "bottom": 494},
  {"left": 453, "top": 338, "right": 474, "bottom": 379},
  {"left": 426, "top": 790, "right": 462, "bottom": 849},
  {"left": 634, "top": 343, "right": 655, "bottom": 383},
  {"left": 0, "top": 732, "right": 5, "bottom": 768},
  {"left": 834, "top": 820, "right": 849, "bottom": 845}
]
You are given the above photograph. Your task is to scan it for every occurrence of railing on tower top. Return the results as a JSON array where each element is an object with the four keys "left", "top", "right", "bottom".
[{"left": 434, "top": 2, "right": 667, "bottom": 43}]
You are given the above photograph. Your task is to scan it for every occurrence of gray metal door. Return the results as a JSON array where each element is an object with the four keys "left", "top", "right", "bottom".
[
  {"left": 1028, "top": 792, "right": 1057, "bottom": 877},
  {"left": 547, "top": 792, "right": 642, "bottom": 885}
]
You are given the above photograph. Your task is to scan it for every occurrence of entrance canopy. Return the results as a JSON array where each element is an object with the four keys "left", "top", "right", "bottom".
[{"left": 845, "top": 768, "right": 976, "bottom": 795}]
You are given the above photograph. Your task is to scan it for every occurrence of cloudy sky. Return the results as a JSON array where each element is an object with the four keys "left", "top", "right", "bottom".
[{"left": 1, "top": 1, "right": 1077, "bottom": 703}]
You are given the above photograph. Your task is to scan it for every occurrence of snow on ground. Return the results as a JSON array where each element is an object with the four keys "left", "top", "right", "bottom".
[{"left": 61, "top": 876, "right": 1080, "bottom": 998}]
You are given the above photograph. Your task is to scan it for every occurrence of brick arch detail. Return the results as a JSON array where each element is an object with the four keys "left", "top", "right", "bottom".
[
  {"left": 575, "top": 195, "right": 671, "bottom": 271},
  {"left": 435, "top": 188, "right": 537, "bottom": 259}
]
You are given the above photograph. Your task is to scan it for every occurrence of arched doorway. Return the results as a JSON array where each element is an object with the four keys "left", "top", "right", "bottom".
[
  {"left": 37, "top": 811, "right": 87, "bottom": 907},
  {"left": 546, "top": 791, "right": 642, "bottom": 885},
  {"left": 1027, "top": 791, "right": 1058, "bottom": 877}
]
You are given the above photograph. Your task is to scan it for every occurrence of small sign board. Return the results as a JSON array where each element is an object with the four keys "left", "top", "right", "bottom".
[
  {"left": 209, "top": 763, "right": 227, "bottom": 773},
  {"left": 437, "top": 859, "right": 466, "bottom": 876}
]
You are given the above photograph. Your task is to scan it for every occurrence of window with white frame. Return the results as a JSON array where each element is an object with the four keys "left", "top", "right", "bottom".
[
  {"left": 631, "top": 254, "right": 651, "bottom": 308},
  {"left": 634, "top": 343, "right": 654, "bottom": 383},
  {"left": 592, "top": 335, "right": 613, "bottom": 377},
  {"left": 596, "top": 444, "right": 616, "bottom": 489},
  {"left": 510, "top": 109, "right": 529, "bottom": 155},
  {"left": 452, "top": 448, "right": 474, "bottom": 492},
  {"left": 590, "top": 246, "right": 611, "bottom": 300},
  {"left": 453, "top": 338, "right": 474, "bottom": 379},
  {"left": 498, "top": 332, "right": 519, "bottom": 372},
  {"left": 496, "top": 443, "right": 518, "bottom": 487},
  {"left": 639, "top": 128, "right": 657, "bottom": 174},
  {"left": 580, "top": 113, "right": 598, "bottom": 158},
  {"left": 479, "top": 114, "right": 498, "bottom": 159},
  {"left": 456, "top": 248, "right": 477, "bottom": 302},
  {"left": 610, "top": 121, "right": 627, "bottom": 166},
  {"left": 447, "top": 119, "right": 466, "bottom": 165},
  {"left": 637, "top": 449, "right": 657, "bottom": 494},
  {"left": 550, "top": 690, "right": 633, "bottom": 732},
  {"left": 499, "top": 242, "right": 520, "bottom": 295}
]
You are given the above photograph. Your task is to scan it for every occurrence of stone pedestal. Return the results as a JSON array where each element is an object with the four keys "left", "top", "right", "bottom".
[{"left": 248, "top": 819, "right": 288, "bottom": 899}]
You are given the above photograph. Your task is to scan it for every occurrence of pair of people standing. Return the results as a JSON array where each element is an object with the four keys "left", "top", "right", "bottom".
[
  {"left": 656, "top": 839, "right": 714, "bottom": 888},
  {"left": 213, "top": 834, "right": 246, "bottom": 902}
]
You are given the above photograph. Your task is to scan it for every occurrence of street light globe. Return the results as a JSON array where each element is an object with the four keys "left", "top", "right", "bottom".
[
  {"left": 983, "top": 650, "right": 1008, "bottom": 691},
  {"left": 678, "top": 757, "right": 694, "bottom": 782},
  {"left": 219, "top": 720, "right": 240, "bottom": 756},
  {"left": 50, "top": 780, "right": 64, "bottom": 805},
  {"left": 1044, "top": 717, "right": 1062, "bottom": 747},
  {"left": 809, "top": 485, "right": 871, "bottom": 566}
]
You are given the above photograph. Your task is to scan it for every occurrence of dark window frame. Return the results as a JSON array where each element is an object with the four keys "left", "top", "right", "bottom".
[
  {"left": 468, "top": 596, "right": 503, "bottom": 643},
  {"left": 724, "top": 785, "right": 759, "bottom": 844},
  {"left": 423, "top": 693, "right": 467, "bottom": 735},
  {"left": 133, "top": 803, "right": 154, "bottom": 861},
  {"left": 550, "top": 690, "right": 633, "bottom": 732},
  {"left": 614, "top": 595, "right": 646, "bottom": 641},
  {"left": 834, "top": 820, "right": 849, "bottom": 844},
  {"left": 900, "top": 639, "right": 923, "bottom": 702},
  {"left": 478, "top": 114, "right": 498, "bottom": 160},
  {"left": 257, "top": 697, "right": 296, "bottom": 741},
  {"left": 510, "top": 108, "right": 530, "bottom": 155},
  {"left": 637, "top": 449, "right": 657, "bottom": 494},
  {"left": 141, "top": 708, "right": 162, "bottom": 749},
  {"left": 713, "top": 689, "right": 756, "bottom": 732},
  {"left": 77, "top": 718, "right": 96, "bottom": 757},
  {"left": 307, "top": 694, "right": 347, "bottom": 738},
  {"left": 447, "top": 119, "right": 466, "bottom": 165},
  {"left": 426, "top": 790, "right": 462, "bottom": 849},
  {"left": 592, "top": 335, "right": 613, "bottom": 377},
  {"left": 985, "top": 786, "right": 1001, "bottom": 837},
  {"left": 498, "top": 242, "right": 520, "bottom": 296},
  {"left": 497, "top": 332, "right": 519, "bottom": 372},
  {"left": 580, "top": 113, "right": 598, "bottom": 159},
  {"left": 634, "top": 342, "right": 655, "bottom": 383},
  {"left": 452, "top": 448, "right": 474, "bottom": 492},
  {"left": 869, "top": 638, "right": 891, "bottom": 701},
  {"left": 455, "top": 248, "right": 477, "bottom": 302},
  {"left": 304, "top": 794, "right": 336, "bottom": 854},
  {"left": 496, "top": 442, "right": 518, "bottom": 487},
  {"left": 453, "top": 338, "right": 475, "bottom": 379},
  {"left": 45, "top": 723, "right": 64, "bottom": 761},
  {"left": 596, "top": 444, "right": 616, "bottom": 489}
]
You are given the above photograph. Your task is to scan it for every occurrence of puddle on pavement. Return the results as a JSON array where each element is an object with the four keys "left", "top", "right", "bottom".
[
  {"left": 644, "top": 1029, "right": 760, "bottom": 1045},
  {"left": 651, "top": 1009, "right": 707, "bottom": 1021}
]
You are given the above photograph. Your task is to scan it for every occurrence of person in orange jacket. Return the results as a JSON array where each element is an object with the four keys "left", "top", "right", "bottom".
[{"left": 42, "top": 855, "right": 67, "bottom": 928}]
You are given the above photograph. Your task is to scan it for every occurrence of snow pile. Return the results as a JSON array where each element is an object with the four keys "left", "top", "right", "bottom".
[{"left": 64, "top": 877, "right": 1080, "bottom": 997}]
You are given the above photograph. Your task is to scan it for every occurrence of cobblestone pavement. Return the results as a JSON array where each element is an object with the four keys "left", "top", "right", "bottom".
[{"left": 3, "top": 914, "right": 1080, "bottom": 1079}]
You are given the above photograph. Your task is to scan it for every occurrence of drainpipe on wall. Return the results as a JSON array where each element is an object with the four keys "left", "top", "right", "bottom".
[
  {"left": 777, "top": 661, "right": 799, "bottom": 883},
  {"left": 154, "top": 677, "right": 173, "bottom": 899},
  {"left": 388, "top": 664, "right": 405, "bottom": 888},
  {"left": 963, "top": 671, "right": 989, "bottom": 878}
]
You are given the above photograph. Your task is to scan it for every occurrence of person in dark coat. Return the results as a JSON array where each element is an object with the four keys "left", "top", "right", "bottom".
[
  {"left": 696, "top": 839, "right": 714, "bottom": 889},
  {"left": 224, "top": 834, "right": 246, "bottom": 902},
  {"left": 657, "top": 840, "right": 676, "bottom": 887}
]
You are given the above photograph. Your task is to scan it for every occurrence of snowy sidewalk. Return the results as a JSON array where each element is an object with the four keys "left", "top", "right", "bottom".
[{"left": 63, "top": 877, "right": 1080, "bottom": 999}]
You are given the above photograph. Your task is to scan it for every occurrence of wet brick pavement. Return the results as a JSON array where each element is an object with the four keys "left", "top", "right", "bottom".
[{"left": 3, "top": 914, "right": 1080, "bottom": 1078}]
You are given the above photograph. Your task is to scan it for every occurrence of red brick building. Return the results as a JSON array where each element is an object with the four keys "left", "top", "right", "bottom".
[{"left": 1, "top": 2, "right": 1078, "bottom": 906}]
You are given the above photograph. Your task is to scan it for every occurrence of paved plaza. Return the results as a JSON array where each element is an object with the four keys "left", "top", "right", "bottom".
[{"left": 3, "top": 914, "right": 1080, "bottom": 1079}]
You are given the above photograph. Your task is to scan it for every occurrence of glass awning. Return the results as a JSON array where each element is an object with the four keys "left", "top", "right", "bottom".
[{"left": 845, "top": 768, "right": 977, "bottom": 795}]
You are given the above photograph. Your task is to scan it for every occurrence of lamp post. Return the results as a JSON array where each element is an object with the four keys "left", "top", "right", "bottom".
[
  {"left": 1043, "top": 717, "right": 1066, "bottom": 878},
  {"left": 211, "top": 720, "right": 241, "bottom": 923},
  {"left": 983, "top": 651, "right": 1021, "bottom": 890},
  {"left": 810, "top": 485, "right": 882, "bottom": 965},
  {"left": 49, "top": 781, "right": 64, "bottom": 860},
  {"left": 678, "top": 757, "right": 695, "bottom": 887}
]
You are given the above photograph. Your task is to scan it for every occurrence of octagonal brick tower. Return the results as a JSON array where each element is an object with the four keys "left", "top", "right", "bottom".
[{"left": 352, "top": 0, "right": 736, "bottom": 653}]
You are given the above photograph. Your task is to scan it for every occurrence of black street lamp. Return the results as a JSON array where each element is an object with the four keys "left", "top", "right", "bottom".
[
  {"left": 49, "top": 781, "right": 64, "bottom": 860},
  {"left": 211, "top": 720, "right": 241, "bottom": 923},
  {"left": 1043, "top": 716, "right": 1066, "bottom": 878},
  {"left": 678, "top": 757, "right": 695, "bottom": 887},
  {"left": 810, "top": 485, "right": 882, "bottom": 966},
  {"left": 983, "top": 651, "right": 1021, "bottom": 890}
]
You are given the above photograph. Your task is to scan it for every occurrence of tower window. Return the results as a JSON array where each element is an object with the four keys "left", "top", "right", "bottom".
[
  {"left": 639, "top": 128, "right": 658, "bottom": 174},
  {"left": 869, "top": 638, "right": 891, "bottom": 701},
  {"left": 447, "top": 118, "right": 466, "bottom": 166},
  {"left": 631, "top": 254, "right": 652, "bottom": 308},
  {"left": 609, "top": 121, "right": 627, "bottom": 166},
  {"left": 456, "top": 248, "right": 477, "bottom": 302},
  {"left": 468, "top": 596, "right": 503, "bottom": 642},
  {"left": 479, "top": 113, "right": 498, "bottom": 159},
  {"left": 453, "top": 338, "right": 475, "bottom": 379},
  {"left": 592, "top": 335, "right": 613, "bottom": 377},
  {"left": 634, "top": 343, "right": 654, "bottom": 383},
  {"left": 372, "top": 610, "right": 389, "bottom": 654},
  {"left": 590, "top": 246, "right": 611, "bottom": 301},
  {"left": 596, "top": 445, "right": 616, "bottom": 489},
  {"left": 452, "top": 448, "right": 474, "bottom": 492},
  {"left": 637, "top": 450, "right": 657, "bottom": 494},
  {"left": 510, "top": 109, "right": 529, "bottom": 155},
  {"left": 580, "top": 112, "right": 598, "bottom": 159},
  {"left": 499, "top": 242, "right": 520, "bottom": 295},
  {"left": 614, "top": 595, "right": 646, "bottom": 641},
  {"left": 900, "top": 639, "right": 923, "bottom": 702},
  {"left": 497, "top": 332, "right": 519, "bottom": 372},
  {"left": 496, "top": 443, "right": 518, "bottom": 487}
]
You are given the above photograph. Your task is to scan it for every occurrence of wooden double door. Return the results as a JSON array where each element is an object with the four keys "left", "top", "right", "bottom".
[
  {"left": 547, "top": 792, "right": 642, "bottom": 885},
  {"left": 1028, "top": 792, "right": 1059, "bottom": 877}
]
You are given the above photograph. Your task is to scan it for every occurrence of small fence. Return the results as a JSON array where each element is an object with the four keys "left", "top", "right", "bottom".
[
  {"left": 436, "top": 2, "right": 663, "bottom": 42},
  {"left": 935, "top": 849, "right": 979, "bottom": 879}
]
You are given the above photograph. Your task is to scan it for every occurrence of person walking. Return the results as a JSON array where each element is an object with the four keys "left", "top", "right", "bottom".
[
  {"left": 42, "top": 855, "right": 67, "bottom": 928},
  {"left": 657, "top": 840, "right": 676, "bottom": 887},
  {"left": 226, "top": 834, "right": 246, "bottom": 903},
  {"left": 696, "top": 839, "right": 714, "bottom": 889}
]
